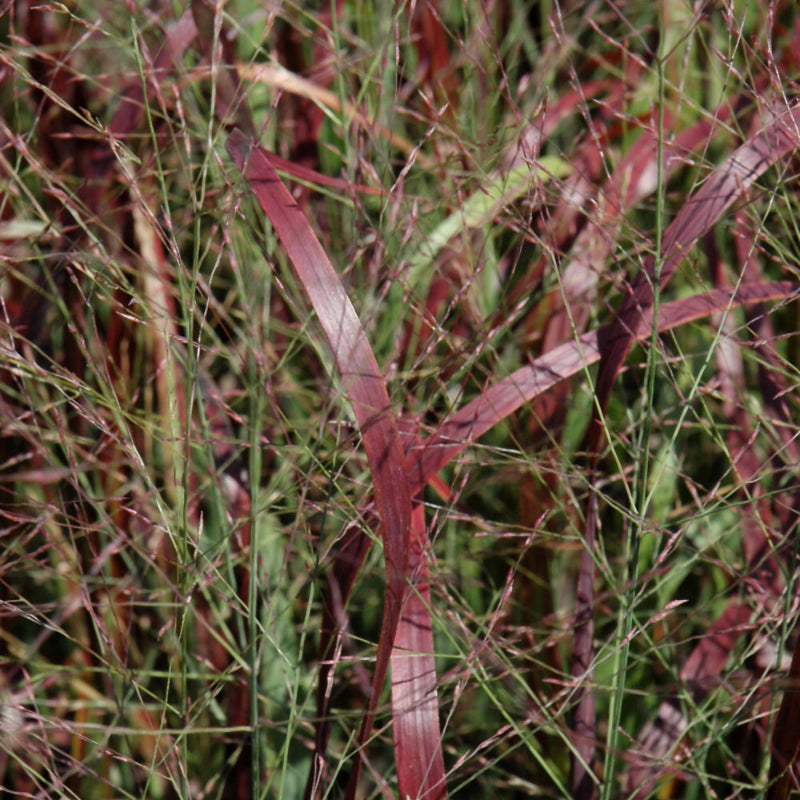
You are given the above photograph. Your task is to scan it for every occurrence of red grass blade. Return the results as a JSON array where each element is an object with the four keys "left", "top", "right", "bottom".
[
  {"left": 571, "top": 101, "right": 800, "bottom": 794},
  {"left": 406, "top": 281, "right": 798, "bottom": 494},
  {"left": 592, "top": 101, "right": 800, "bottom": 428},
  {"left": 392, "top": 503, "right": 447, "bottom": 800},
  {"left": 226, "top": 129, "right": 447, "bottom": 799},
  {"left": 259, "top": 150, "right": 384, "bottom": 197}
]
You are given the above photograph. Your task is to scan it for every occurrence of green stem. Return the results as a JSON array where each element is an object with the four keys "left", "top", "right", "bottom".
[{"left": 600, "top": 16, "right": 667, "bottom": 798}]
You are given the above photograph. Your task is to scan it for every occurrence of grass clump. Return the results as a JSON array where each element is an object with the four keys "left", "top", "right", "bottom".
[{"left": 1, "top": 2, "right": 799, "bottom": 799}]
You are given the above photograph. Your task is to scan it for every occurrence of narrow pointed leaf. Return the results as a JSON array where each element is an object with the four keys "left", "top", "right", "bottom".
[
  {"left": 406, "top": 281, "right": 798, "bottom": 494},
  {"left": 392, "top": 503, "right": 447, "bottom": 800},
  {"left": 593, "top": 102, "right": 800, "bottom": 422},
  {"left": 226, "top": 129, "right": 414, "bottom": 795}
]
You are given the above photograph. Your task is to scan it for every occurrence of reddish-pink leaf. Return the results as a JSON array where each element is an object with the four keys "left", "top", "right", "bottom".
[
  {"left": 226, "top": 129, "right": 429, "bottom": 799},
  {"left": 392, "top": 503, "right": 447, "bottom": 800},
  {"left": 406, "top": 281, "right": 798, "bottom": 495},
  {"left": 679, "top": 602, "right": 753, "bottom": 691},
  {"left": 573, "top": 101, "right": 800, "bottom": 794},
  {"left": 593, "top": 101, "right": 800, "bottom": 427},
  {"left": 259, "top": 150, "right": 383, "bottom": 196}
]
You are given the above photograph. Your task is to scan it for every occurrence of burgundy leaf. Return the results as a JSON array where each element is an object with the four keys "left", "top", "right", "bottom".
[
  {"left": 407, "top": 281, "right": 798, "bottom": 495},
  {"left": 392, "top": 503, "right": 447, "bottom": 800},
  {"left": 226, "top": 129, "right": 433, "bottom": 799},
  {"left": 593, "top": 102, "right": 800, "bottom": 430}
]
